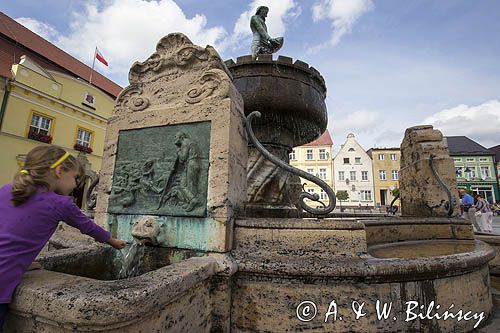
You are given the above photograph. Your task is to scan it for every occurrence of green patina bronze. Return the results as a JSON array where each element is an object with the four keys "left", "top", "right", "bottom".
[
  {"left": 107, "top": 214, "right": 224, "bottom": 251},
  {"left": 108, "top": 122, "right": 211, "bottom": 217},
  {"left": 250, "top": 6, "right": 284, "bottom": 60}
]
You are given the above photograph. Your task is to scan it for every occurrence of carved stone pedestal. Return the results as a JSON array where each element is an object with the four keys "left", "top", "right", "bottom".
[{"left": 399, "top": 125, "right": 461, "bottom": 217}]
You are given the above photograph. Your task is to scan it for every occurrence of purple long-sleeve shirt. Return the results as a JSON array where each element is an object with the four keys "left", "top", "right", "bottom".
[{"left": 0, "top": 183, "right": 110, "bottom": 303}]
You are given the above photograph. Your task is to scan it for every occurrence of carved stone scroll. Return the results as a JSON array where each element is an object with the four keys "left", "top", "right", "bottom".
[
  {"left": 114, "top": 33, "right": 231, "bottom": 114},
  {"left": 185, "top": 69, "right": 231, "bottom": 104}
]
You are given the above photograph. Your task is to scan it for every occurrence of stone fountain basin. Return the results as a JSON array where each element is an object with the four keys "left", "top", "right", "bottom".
[
  {"left": 7, "top": 246, "right": 218, "bottom": 332},
  {"left": 225, "top": 56, "right": 328, "bottom": 147},
  {"left": 231, "top": 218, "right": 495, "bottom": 332}
]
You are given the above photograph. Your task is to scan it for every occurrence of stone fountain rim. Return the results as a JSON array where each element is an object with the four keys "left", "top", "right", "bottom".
[
  {"left": 235, "top": 240, "right": 495, "bottom": 282},
  {"left": 225, "top": 55, "right": 327, "bottom": 94},
  {"left": 235, "top": 217, "right": 470, "bottom": 230}
]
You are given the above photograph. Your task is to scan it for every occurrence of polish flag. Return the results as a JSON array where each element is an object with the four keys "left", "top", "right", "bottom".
[{"left": 95, "top": 48, "right": 108, "bottom": 66}]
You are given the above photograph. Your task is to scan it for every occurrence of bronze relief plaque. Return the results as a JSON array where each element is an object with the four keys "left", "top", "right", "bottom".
[{"left": 108, "top": 122, "right": 210, "bottom": 217}]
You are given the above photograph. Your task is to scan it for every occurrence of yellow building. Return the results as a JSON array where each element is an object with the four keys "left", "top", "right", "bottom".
[
  {"left": 0, "top": 12, "right": 121, "bottom": 206},
  {"left": 290, "top": 130, "right": 334, "bottom": 206},
  {"left": 366, "top": 148, "right": 400, "bottom": 207}
]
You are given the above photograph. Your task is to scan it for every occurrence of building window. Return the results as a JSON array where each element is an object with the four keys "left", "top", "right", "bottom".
[
  {"left": 289, "top": 149, "right": 296, "bottom": 160},
  {"left": 455, "top": 167, "right": 463, "bottom": 177},
  {"left": 338, "top": 171, "right": 345, "bottom": 181},
  {"left": 390, "top": 153, "right": 397, "bottom": 161},
  {"left": 466, "top": 158, "right": 474, "bottom": 162},
  {"left": 319, "top": 168, "right": 327, "bottom": 180},
  {"left": 472, "top": 186, "right": 494, "bottom": 203},
  {"left": 76, "top": 128, "right": 92, "bottom": 147},
  {"left": 320, "top": 189, "right": 327, "bottom": 200},
  {"left": 307, "top": 188, "right": 315, "bottom": 194},
  {"left": 30, "top": 113, "right": 51, "bottom": 135},
  {"left": 465, "top": 167, "right": 476, "bottom": 178},
  {"left": 28, "top": 113, "right": 53, "bottom": 143},
  {"left": 348, "top": 148, "right": 355, "bottom": 152},
  {"left": 361, "top": 171, "right": 368, "bottom": 181},
  {"left": 307, "top": 168, "right": 315, "bottom": 175},
  {"left": 319, "top": 149, "right": 327, "bottom": 160},
  {"left": 453, "top": 158, "right": 462, "bottom": 162},
  {"left": 360, "top": 190, "right": 372, "bottom": 201},
  {"left": 378, "top": 154, "right": 385, "bottom": 160},
  {"left": 343, "top": 157, "right": 350, "bottom": 164},
  {"left": 379, "top": 170, "right": 386, "bottom": 180},
  {"left": 479, "top": 158, "right": 488, "bottom": 162},
  {"left": 306, "top": 149, "right": 313, "bottom": 160},
  {"left": 391, "top": 170, "right": 398, "bottom": 180},
  {"left": 74, "top": 128, "right": 93, "bottom": 154},
  {"left": 480, "top": 167, "right": 490, "bottom": 179},
  {"left": 350, "top": 171, "right": 356, "bottom": 181},
  {"left": 355, "top": 157, "right": 361, "bottom": 164}
]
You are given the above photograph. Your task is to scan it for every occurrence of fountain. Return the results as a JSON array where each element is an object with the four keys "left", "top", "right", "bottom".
[{"left": 4, "top": 26, "right": 497, "bottom": 333}]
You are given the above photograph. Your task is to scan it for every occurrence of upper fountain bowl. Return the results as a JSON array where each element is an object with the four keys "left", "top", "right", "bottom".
[{"left": 225, "top": 55, "right": 328, "bottom": 147}]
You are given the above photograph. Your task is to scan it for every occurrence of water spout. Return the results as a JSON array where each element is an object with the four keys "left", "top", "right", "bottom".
[{"left": 131, "top": 216, "right": 161, "bottom": 245}]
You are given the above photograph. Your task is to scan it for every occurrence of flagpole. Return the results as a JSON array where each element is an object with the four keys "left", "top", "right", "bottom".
[{"left": 89, "top": 47, "right": 97, "bottom": 85}]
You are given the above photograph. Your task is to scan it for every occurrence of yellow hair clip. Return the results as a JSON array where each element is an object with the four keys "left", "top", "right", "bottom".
[
  {"left": 20, "top": 169, "right": 29, "bottom": 174},
  {"left": 50, "top": 152, "right": 70, "bottom": 169}
]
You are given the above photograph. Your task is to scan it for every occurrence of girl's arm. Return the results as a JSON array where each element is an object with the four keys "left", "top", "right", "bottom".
[{"left": 56, "top": 196, "right": 126, "bottom": 249}]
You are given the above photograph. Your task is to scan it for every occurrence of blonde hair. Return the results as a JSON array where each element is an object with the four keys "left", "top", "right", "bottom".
[{"left": 11, "top": 146, "right": 83, "bottom": 206}]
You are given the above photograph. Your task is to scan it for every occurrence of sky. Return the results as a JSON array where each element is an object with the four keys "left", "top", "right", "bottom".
[{"left": 1, "top": 0, "right": 499, "bottom": 151}]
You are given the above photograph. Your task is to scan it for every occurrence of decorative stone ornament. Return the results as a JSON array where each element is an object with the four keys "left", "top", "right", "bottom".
[{"left": 95, "top": 33, "right": 247, "bottom": 252}]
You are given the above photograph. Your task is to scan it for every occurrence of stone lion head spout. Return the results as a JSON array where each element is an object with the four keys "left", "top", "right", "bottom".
[{"left": 131, "top": 216, "right": 160, "bottom": 245}]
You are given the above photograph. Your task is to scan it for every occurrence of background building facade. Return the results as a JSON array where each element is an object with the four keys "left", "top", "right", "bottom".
[
  {"left": 367, "top": 148, "right": 400, "bottom": 207},
  {"left": 333, "top": 133, "right": 375, "bottom": 208},
  {"left": 0, "top": 12, "right": 121, "bottom": 205},
  {"left": 290, "top": 130, "right": 334, "bottom": 206},
  {"left": 489, "top": 144, "right": 500, "bottom": 201},
  {"left": 447, "top": 136, "right": 499, "bottom": 203}
]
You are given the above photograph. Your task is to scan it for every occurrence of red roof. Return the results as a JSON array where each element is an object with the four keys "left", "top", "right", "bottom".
[
  {"left": 303, "top": 130, "right": 333, "bottom": 146},
  {"left": 0, "top": 11, "right": 122, "bottom": 98}
]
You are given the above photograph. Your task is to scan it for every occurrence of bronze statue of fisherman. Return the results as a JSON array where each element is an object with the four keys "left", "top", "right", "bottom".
[{"left": 250, "top": 6, "right": 284, "bottom": 60}]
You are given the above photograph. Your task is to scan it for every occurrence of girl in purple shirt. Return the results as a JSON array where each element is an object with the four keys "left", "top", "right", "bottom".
[{"left": 0, "top": 146, "right": 126, "bottom": 331}]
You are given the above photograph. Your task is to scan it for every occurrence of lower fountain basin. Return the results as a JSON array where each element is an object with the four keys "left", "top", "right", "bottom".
[
  {"left": 6, "top": 246, "right": 219, "bottom": 332},
  {"left": 368, "top": 240, "right": 477, "bottom": 259}
]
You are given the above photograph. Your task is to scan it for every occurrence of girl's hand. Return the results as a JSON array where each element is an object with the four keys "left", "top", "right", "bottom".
[{"left": 108, "top": 237, "right": 127, "bottom": 249}]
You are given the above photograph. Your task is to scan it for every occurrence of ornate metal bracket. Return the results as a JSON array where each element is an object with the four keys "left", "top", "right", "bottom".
[
  {"left": 429, "top": 155, "right": 455, "bottom": 217},
  {"left": 388, "top": 194, "right": 399, "bottom": 215},
  {"left": 245, "top": 111, "right": 336, "bottom": 215},
  {"left": 86, "top": 176, "right": 99, "bottom": 210}
]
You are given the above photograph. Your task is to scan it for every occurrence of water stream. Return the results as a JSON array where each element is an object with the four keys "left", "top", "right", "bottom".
[{"left": 116, "top": 239, "right": 145, "bottom": 279}]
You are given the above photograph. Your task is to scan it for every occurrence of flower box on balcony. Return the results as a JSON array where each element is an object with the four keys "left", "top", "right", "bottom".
[
  {"left": 28, "top": 131, "right": 52, "bottom": 144},
  {"left": 73, "top": 144, "right": 93, "bottom": 154}
]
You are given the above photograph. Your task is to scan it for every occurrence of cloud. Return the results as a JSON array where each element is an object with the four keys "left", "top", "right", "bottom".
[
  {"left": 16, "top": 17, "right": 60, "bottom": 41},
  {"left": 310, "top": 0, "right": 373, "bottom": 52},
  {"left": 17, "top": 0, "right": 227, "bottom": 86},
  {"left": 331, "top": 110, "right": 379, "bottom": 133},
  {"left": 423, "top": 100, "right": 500, "bottom": 147},
  {"left": 226, "top": 0, "right": 301, "bottom": 52}
]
